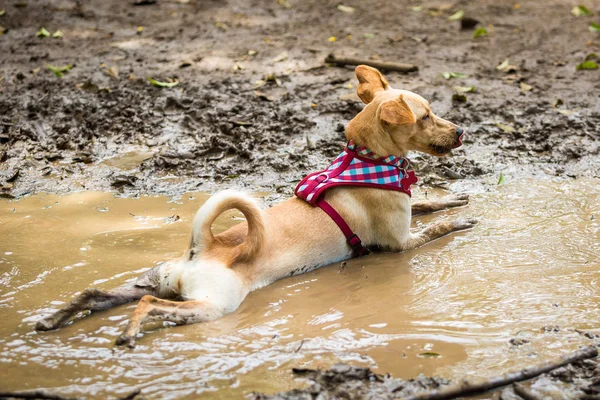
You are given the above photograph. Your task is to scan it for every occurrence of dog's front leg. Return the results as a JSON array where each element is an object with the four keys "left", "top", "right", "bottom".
[
  {"left": 399, "top": 218, "right": 477, "bottom": 251},
  {"left": 115, "top": 296, "right": 223, "bottom": 348},
  {"left": 411, "top": 194, "right": 469, "bottom": 216}
]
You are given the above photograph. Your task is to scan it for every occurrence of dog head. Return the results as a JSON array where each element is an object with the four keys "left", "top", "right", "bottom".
[{"left": 346, "top": 65, "right": 464, "bottom": 157}]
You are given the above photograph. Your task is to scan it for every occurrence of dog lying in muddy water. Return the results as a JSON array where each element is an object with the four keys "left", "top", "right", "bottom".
[{"left": 35, "top": 65, "right": 476, "bottom": 348}]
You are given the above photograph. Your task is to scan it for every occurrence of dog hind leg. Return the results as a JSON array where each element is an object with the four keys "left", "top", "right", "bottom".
[
  {"left": 35, "top": 264, "right": 164, "bottom": 331},
  {"left": 115, "top": 295, "right": 222, "bottom": 348},
  {"left": 35, "top": 283, "right": 156, "bottom": 331}
]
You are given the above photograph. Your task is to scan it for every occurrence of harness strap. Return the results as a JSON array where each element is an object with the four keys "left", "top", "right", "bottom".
[{"left": 316, "top": 198, "right": 371, "bottom": 257}]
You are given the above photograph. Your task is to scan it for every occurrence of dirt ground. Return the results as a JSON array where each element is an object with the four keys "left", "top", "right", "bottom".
[
  {"left": 1, "top": 0, "right": 600, "bottom": 398},
  {"left": 1, "top": 0, "right": 599, "bottom": 199}
]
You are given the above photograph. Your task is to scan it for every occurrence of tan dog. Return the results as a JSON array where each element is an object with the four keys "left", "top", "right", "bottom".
[{"left": 35, "top": 66, "right": 476, "bottom": 348}]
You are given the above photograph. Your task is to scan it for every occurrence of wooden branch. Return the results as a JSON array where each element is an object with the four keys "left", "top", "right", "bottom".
[
  {"left": 325, "top": 54, "right": 418, "bottom": 73},
  {"left": 0, "top": 390, "right": 81, "bottom": 400},
  {"left": 399, "top": 345, "right": 598, "bottom": 400}
]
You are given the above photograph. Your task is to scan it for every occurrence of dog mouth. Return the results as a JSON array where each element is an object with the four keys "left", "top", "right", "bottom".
[
  {"left": 429, "top": 144, "right": 454, "bottom": 155},
  {"left": 430, "top": 134, "right": 464, "bottom": 155}
]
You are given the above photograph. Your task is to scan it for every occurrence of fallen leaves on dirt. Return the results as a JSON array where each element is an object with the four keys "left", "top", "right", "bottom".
[
  {"left": 272, "top": 51, "right": 288, "bottom": 62},
  {"left": 106, "top": 66, "right": 119, "bottom": 79},
  {"left": 571, "top": 5, "right": 593, "bottom": 17},
  {"left": 519, "top": 82, "right": 533, "bottom": 92},
  {"left": 496, "top": 122, "right": 516, "bottom": 133},
  {"left": 496, "top": 58, "right": 519, "bottom": 73},
  {"left": 441, "top": 71, "right": 467, "bottom": 79},
  {"left": 148, "top": 78, "right": 179, "bottom": 88},
  {"left": 46, "top": 64, "right": 72, "bottom": 77},
  {"left": 36, "top": 27, "right": 49, "bottom": 37},
  {"left": 576, "top": 60, "right": 598, "bottom": 70},
  {"left": 496, "top": 58, "right": 510, "bottom": 70},
  {"left": 337, "top": 5, "right": 354, "bottom": 14},
  {"left": 473, "top": 27, "right": 488, "bottom": 38},
  {"left": 453, "top": 85, "right": 475, "bottom": 93},
  {"left": 498, "top": 173, "right": 506, "bottom": 185},
  {"left": 52, "top": 30, "right": 63, "bottom": 38},
  {"left": 448, "top": 10, "right": 464, "bottom": 20}
]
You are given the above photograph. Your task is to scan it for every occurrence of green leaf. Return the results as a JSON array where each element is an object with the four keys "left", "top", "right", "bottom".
[
  {"left": 496, "top": 122, "right": 515, "bottom": 133},
  {"left": 448, "top": 10, "right": 464, "bottom": 20},
  {"left": 418, "top": 352, "right": 441, "bottom": 358},
  {"left": 52, "top": 29, "right": 63, "bottom": 38},
  {"left": 473, "top": 27, "right": 488, "bottom": 38},
  {"left": 46, "top": 64, "right": 72, "bottom": 77},
  {"left": 496, "top": 58, "right": 510, "bottom": 70},
  {"left": 0, "top": 9, "right": 5, "bottom": 16},
  {"left": 497, "top": 173, "right": 505, "bottom": 185},
  {"left": 453, "top": 85, "right": 475, "bottom": 93},
  {"left": 412, "top": 5, "right": 423, "bottom": 12},
  {"left": 441, "top": 71, "right": 467, "bottom": 80},
  {"left": 572, "top": 5, "right": 593, "bottom": 17},
  {"left": 363, "top": 33, "right": 375, "bottom": 39},
  {"left": 148, "top": 77, "right": 179, "bottom": 88},
  {"left": 576, "top": 60, "right": 599, "bottom": 70},
  {"left": 36, "top": 27, "right": 50, "bottom": 37},
  {"left": 590, "top": 22, "right": 600, "bottom": 32}
]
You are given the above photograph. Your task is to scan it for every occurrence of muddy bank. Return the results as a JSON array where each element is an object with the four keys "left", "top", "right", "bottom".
[
  {"left": 1, "top": 0, "right": 599, "bottom": 198},
  {"left": 255, "top": 345, "right": 600, "bottom": 400}
]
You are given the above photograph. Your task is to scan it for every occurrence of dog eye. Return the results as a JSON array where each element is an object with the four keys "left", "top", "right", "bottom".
[{"left": 422, "top": 114, "right": 430, "bottom": 121}]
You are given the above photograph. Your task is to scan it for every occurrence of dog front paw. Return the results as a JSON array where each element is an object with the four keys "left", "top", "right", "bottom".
[
  {"left": 452, "top": 218, "right": 478, "bottom": 231},
  {"left": 443, "top": 193, "right": 469, "bottom": 207},
  {"left": 116, "top": 334, "right": 137, "bottom": 349}
]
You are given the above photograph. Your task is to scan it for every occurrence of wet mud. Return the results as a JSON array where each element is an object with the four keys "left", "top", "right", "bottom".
[
  {"left": 1, "top": 0, "right": 599, "bottom": 198},
  {"left": 1, "top": 178, "right": 599, "bottom": 398}
]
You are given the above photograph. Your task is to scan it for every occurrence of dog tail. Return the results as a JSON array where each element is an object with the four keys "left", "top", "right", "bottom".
[{"left": 189, "top": 190, "right": 266, "bottom": 263}]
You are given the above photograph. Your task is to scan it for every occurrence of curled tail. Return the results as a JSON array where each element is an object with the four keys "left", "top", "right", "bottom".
[{"left": 188, "top": 190, "right": 265, "bottom": 263}]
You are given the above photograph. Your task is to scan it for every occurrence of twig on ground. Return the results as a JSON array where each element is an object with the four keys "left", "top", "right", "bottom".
[
  {"left": 0, "top": 390, "right": 81, "bottom": 400},
  {"left": 294, "top": 339, "right": 306, "bottom": 353},
  {"left": 399, "top": 345, "right": 598, "bottom": 400},
  {"left": 325, "top": 54, "right": 418, "bottom": 73}
]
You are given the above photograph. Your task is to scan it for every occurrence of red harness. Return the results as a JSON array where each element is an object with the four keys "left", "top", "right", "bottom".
[{"left": 295, "top": 141, "right": 418, "bottom": 257}]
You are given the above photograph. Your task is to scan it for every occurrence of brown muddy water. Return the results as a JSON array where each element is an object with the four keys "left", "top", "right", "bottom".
[{"left": 0, "top": 178, "right": 599, "bottom": 399}]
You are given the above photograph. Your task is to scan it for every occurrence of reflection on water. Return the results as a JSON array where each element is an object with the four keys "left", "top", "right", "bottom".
[{"left": 0, "top": 178, "right": 599, "bottom": 399}]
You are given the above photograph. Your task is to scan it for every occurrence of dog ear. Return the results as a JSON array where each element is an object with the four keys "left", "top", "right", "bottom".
[
  {"left": 379, "top": 95, "right": 416, "bottom": 126},
  {"left": 355, "top": 65, "right": 389, "bottom": 104}
]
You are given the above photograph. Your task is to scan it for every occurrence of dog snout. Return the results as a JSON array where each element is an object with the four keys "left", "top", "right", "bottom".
[{"left": 455, "top": 127, "right": 464, "bottom": 139}]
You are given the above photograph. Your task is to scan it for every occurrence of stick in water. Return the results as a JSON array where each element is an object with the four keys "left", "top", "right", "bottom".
[
  {"left": 325, "top": 54, "right": 418, "bottom": 73},
  {"left": 399, "top": 345, "right": 598, "bottom": 400}
]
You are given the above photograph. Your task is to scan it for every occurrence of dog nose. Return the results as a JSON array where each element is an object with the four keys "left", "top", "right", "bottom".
[{"left": 456, "top": 127, "right": 464, "bottom": 138}]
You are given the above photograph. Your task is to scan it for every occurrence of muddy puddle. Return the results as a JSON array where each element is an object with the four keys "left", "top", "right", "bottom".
[{"left": 1, "top": 177, "right": 599, "bottom": 399}]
